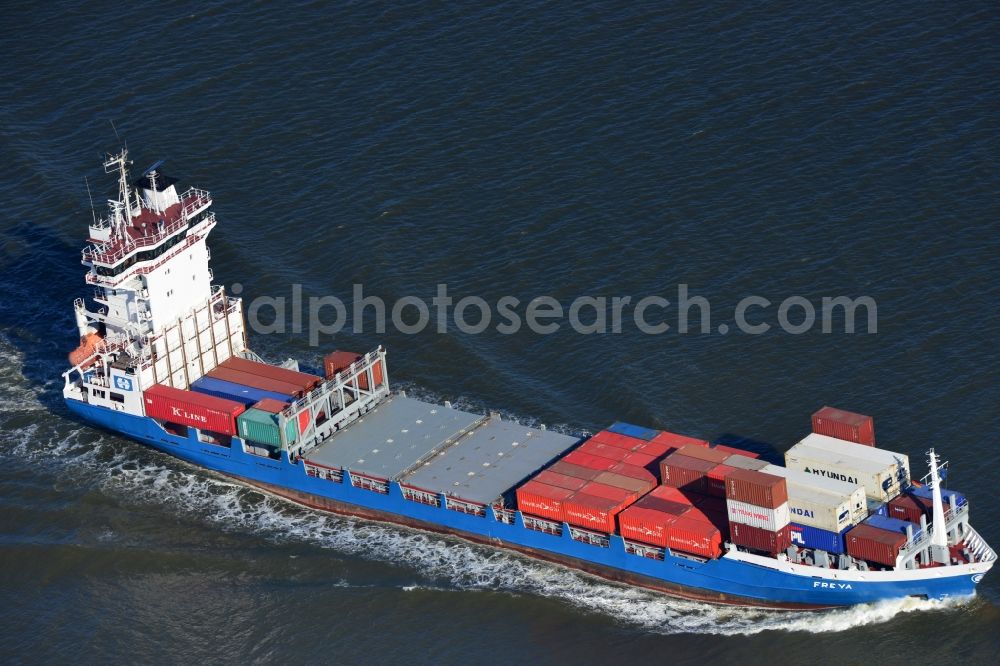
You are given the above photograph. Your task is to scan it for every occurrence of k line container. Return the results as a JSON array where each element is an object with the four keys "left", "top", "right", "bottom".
[
  {"left": 812, "top": 406, "right": 875, "bottom": 445},
  {"left": 607, "top": 421, "right": 660, "bottom": 441},
  {"left": 535, "top": 470, "right": 588, "bottom": 492},
  {"left": 726, "top": 498, "right": 791, "bottom": 531},
  {"left": 724, "top": 469, "right": 788, "bottom": 509},
  {"left": 730, "top": 523, "right": 792, "bottom": 555},
  {"left": 516, "top": 481, "right": 572, "bottom": 522},
  {"left": 845, "top": 523, "right": 907, "bottom": 566},
  {"left": 783, "top": 441, "right": 904, "bottom": 503},
  {"left": 190, "top": 376, "right": 292, "bottom": 407},
  {"left": 789, "top": 523, "right": 848, "bottom": 554},
  {"left": 659, "top": 454, "right": 715, "bottom": 492},
  {"left": 237, "top": 407, "right": 298, "bottom": 447},
  {"left": 219, "top": 356, "right": 321, "bottom": 392},
  {"left": 143, "top": 384, "right": 245, "bottom": 435}
]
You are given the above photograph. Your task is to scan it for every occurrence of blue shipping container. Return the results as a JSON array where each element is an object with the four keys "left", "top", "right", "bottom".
[
  {"left": 607, "top": 421, "right": 659, "bottom": 441},
  {"left": 191, "top": 376, "right": 293, "bottom": 407},
  {"left": 911, "top": 484, "right": 967, "bottom": 508},
  {"left": 789, "top": 523, "right": 847, "bottom": 554},
  {"left": 864, "top": 514, "right": 922, "bottom": 540}
]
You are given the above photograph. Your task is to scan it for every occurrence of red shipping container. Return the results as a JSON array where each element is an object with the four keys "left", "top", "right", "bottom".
[
  {"left": 648, "top": 485, "right": 695, "bottom": 505},
  {"left": 621, "top": 450, "right": 658, "bottom": 470},
  {"left": 666, "top": 515, "right": 723, "bottom": 558},
  {"left": 812, "top": 406, "right": 876, "bottom": 446},
  {"left": 705, "top": 463, "right": 735, "bottom": 497},
  {"left": 578, "top": 440, "right": 630, "bottom": 462},
  {"left": 563, "top": 450, "right": 617, "bottom": 471},
  {"left": 684, "top": 505, "right": 729, "bottom": 534},
  {"left": 547, "top": 461, "right": 602, "bottom": 481},
  {"left": 535, "top": 470, "right": 588, "bottom": 492},
  {"left": 649, "top": 430, "right": 710, "bottom": 450},
  {"left": 636, "top": 496, "right": 692, "bottom": 516},
  {"left": 581, "top": 481, "right": 637, "bottom": 504},
  {"left": 887, "top": 493, "right": 933, "bottom": 524},
  {"left": 590, "top": 430, "right": 644, "bottom": 451},
  {"left": 143, "top": 384, "right": 245, "bottom": 435},
  {"left": 563, "top": 492, "right": 622, "bottom": 532},
  {"left": 677, "top": 444, "right": 730, "bottom": 464},
  {"left": 594, "top": 470, "right": 655, "bottom": 495},
  {"left": 618, "top": 505, "right": 677, "bottom": 547},
  {"left": 608, "top": 462, "right": 658, "bottom": 485},
  {"left": 323, "top": 350, "right": 361, "bottom": 378},
  {"left": 516, "top": 481, "right": 573, "bottom": 522},
  {"left": 253, "top": 397, "right": 289, "bottom": 414},
  {"left": 220, "top": 356, "right": 321, "bottom": 392},
  {"left": 724, "top": 454, "right": 769, "bottom": 471},
  {"left": 730, "top": 523, "right": 792, "bottom": 555},
  {"left": 207, "top": 366, "right": 304, "bottom": 398},
  {"left": 632, "top": 439, "right": 674, "bottom": 458},
  {"left": 712, "top": 444, "right": 761, "bottom": 459},
  {"left": 660, "top": 453, "right": 715, "bottom": 491},
  {"left": 845, "top": 524, "right": 907, "bottom": 566},
  {"left": 724, "top": 468, "right": 788, "bottom": 509}
]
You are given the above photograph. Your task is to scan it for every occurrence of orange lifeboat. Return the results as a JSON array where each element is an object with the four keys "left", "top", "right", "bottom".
[{"left": 68, "top": 332, "right": 104, "bottom": 369}]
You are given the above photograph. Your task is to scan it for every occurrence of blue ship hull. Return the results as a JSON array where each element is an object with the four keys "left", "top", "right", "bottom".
[{"left": 66, "top": 399, "right": 981, "bottom": 609}]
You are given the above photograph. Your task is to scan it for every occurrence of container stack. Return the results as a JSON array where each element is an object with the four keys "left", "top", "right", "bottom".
[
  {"left": 811, "top": 406, "right": 875, "bottom": 446},
  {"left": 724, "top": 468, "right": 792, "bottom": 555},
  {"left": 190, "top": 375, "right": 294, "bottom": 406},
  {"left": 323, "top": 350, "right": 384, "bottom": 389},
  {"left": 617, "top": 486, "right": 724, "bottom": 558},
  {"left": 205, "top": 356, "right": 321, "bottom": 400},
  {"left": 784, "top": 433, "right": 910, "bottom": 510},
  {"left": 845, "top": 515, "right": 921, "bottom": 567},
  {"left": 887, "top": 484, "right": 967, "bottom": 524},
  {"left": 762, "top": 464, "right": 866, "bottom": 554}
]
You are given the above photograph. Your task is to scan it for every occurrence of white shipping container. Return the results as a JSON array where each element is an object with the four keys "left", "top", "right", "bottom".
[
  {"left": 784, "top": 444, "right": 902, "bottom": 503},
  {"left": 726, "top": 498, "right": 791, "bottom": 531},
  {"left": 796, "top": 433, "right": 911, "bottom": 484},
  {"left": 786, "top": 485, "right": 857, "bottom": 532},
  {"left": 762, "top": 464, "right": 867, "bottom": 526}
]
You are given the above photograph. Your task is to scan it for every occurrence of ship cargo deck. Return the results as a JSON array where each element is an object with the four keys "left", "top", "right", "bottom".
[{"left": 306, "top": 394, "right": 580, "bottom": 503}]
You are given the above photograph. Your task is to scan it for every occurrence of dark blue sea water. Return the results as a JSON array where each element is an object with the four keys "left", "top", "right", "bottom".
[{"left": 2, "top": 1, "right": 999, "bottom": 663}]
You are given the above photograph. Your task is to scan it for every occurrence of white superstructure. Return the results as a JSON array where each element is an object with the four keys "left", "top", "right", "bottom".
[{"left": 62, "top": 149, "right": 246, "bottom": 415}]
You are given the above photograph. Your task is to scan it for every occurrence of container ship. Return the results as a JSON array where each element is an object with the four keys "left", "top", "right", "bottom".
[{"left": 63, "top": 150, "right": 995, "bottom": 609}]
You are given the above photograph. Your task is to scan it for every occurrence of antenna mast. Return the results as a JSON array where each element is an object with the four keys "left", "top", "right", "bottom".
[{"left": 928, "top": 449, "right": 950, "bottom": 564}]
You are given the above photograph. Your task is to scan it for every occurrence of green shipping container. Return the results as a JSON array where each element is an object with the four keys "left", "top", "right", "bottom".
[{"left": 237, "top": 407, "right": 297, "bottom": 447}]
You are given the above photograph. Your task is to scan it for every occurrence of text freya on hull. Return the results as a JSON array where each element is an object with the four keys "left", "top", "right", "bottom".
[{"left": 62, "top": 150, "right": 995, "bottom": 609}]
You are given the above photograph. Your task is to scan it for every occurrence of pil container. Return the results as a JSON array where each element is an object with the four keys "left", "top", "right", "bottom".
[
  {"left": 812, "top": 406, "right": 875, "bottom": 446},
  {"left": 845, "top": 523, "right": 907, "bottom": 566},
  {"left": 607, "top": 422, "right": 660, "bottom": 441},
  {"left": 730, "top": 523, "right": 792, "bottom": 555},
  {"left": 237, "top": 407, "right": 298, "bottom": 447},
  {"left": 143, "top": 384, "right": 245, "bottom": 435},
  {"left": 516, "top": 481, "right": 572, "bottom": 522},
  {"left": 788, "top": 523, "right": 848, "bottom": 554},
  {"left": 726, "top": 498, "right": 791, "bottom": 531},
  {"left": 724, "top": 468, "right": 788, "bottom": 509},
  {"left": 659, "top": 454, "right": 715, "bottom": 492},
  {"left": 190, "top": 375, "right": 292, "bottom": 407}
]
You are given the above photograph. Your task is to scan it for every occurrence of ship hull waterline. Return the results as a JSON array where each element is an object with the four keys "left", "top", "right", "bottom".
[{"left": 64, "top": 399, "right": 982, "bottom": 611}]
